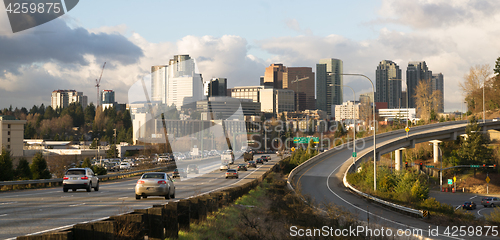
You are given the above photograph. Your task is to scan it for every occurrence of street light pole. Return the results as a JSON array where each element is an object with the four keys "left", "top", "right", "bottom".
[
  {"left": 329, "top": 84, "right": 356, "bottom": 163},
  {"left": 329, "top": 73, "right": 377, "bottom": 191}
]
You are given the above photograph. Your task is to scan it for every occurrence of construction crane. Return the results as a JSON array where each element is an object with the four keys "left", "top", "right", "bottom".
[{"left": 95, "top": 62, "right": 106, "bottom": 107}]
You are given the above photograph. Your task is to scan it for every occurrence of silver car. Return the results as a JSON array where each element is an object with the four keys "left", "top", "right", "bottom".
[
  {"left": 135, "top": 172, "right": 175, "bottom": 200},
  {"left": 481, "top": 197, "right": 500, "bottom": 207},
  {"left": 63, "top": 168, "right": 99, "bottom": 192}
]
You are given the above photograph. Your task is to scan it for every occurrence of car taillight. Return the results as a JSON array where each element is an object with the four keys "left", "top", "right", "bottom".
[
  {"left": 137, "top": 180, "right": 145, "bottom": 184},
  {"left": 158, "top": 180, "right": 167, "bottom": 184},
  {"left": 487, "top": 201, "right": 490, "bottom": 203},
  {"left": 63, "top": 176, "right": 68, "bottom": 180},
  {"left": 81, "top": 176, "right": 88, "bottom": 180}
]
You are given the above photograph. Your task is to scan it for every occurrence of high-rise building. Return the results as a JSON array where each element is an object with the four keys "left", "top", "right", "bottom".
[
  {"left": 406, "top": 61, "right": 432, "bottom": 108},
  {"left": 431, "top": 73, "right": 444, "bottom": 112},
  {"left": 316, "top": 58, "right": 343, "bottom": 116},
  {"left": 51, "top": 90, "right": 88, "bottom": 109},
  {"left": 101, "top": 90, "right": 115, "bottom": 104},
  {"left": 375, "top": 60, "right": 402, "bottom": 109},
  {"left": 151, "top": 55, "right": 204, "bottom": 110},
  {"left": 285, "top": 67, "right": 315, "bottom": 111},
  {"left": 260, "top": 88, "right": 295, "bottom": 115},
  {"left": 264, "top": 63, "right": 287, "bottom": 89},
  {"left": 334, "top": 101, "right": 361, "bottom": 120},
  {"left": 230, "top": 86, "right": 265, "bottom": 103},
  {"left": 206, "top": 78, "right": 227, "bottom": 97}
]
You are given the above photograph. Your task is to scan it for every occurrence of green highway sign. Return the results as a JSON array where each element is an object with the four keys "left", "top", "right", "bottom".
[
  {"left": 471, "top": 165, "right": 481, "bottom": 168},
  {"left": 425, "top": 165, "right": 435, "bottom": 168},
  {"left": 352, "top": 152, "right": 357, "bottom": 157},
  {"left": 293, "top": 137, "right": 319, "bottom": 144}
]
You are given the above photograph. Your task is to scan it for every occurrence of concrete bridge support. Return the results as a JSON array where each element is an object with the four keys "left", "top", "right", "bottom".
[
  {"left": 429, "top": 140, "right": 442, "bottom": 164},
  {"left": 394, "top": 148, "right": 405, "bottom": 171}
]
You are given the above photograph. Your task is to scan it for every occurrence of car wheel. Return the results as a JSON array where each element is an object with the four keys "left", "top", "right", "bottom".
[
  {"left": 143, "top": 195, "right": 147, "bottom": 199},
  {"left": 94, "top": 182, "right": 99, "bottom": 191},
  {"left": 63, "top": 188, "right": 68, "bottom": 192},
  {"left": 136, "top": 194, "right": 141, "bottom": 200},
  {"left": 226, "top": 176, "right": 228, "bottom": 179},
  {"left": 72, "top": 189, "right": 76, "bottom": 192},
  {"left": 170, "top": 189, "right": 175, "bottom": 199},
  {"left": 87, "top": 183, "right": 92, "bottom": 192},
  {"left": 492, "top": 204, "right": 495, "bottom": 208},
  {"left": 236, "top": 176, "right": 239, "bottom": 179}
]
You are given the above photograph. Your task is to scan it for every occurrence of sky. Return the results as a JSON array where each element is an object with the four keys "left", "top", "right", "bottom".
[{"left": 0, "top": 0, "right": 499, "bottom": 112}]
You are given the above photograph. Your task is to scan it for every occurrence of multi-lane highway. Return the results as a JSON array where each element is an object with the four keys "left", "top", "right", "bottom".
[
  {"left": 294, "top": 121, "right": 500, "bottom": 240},
  {"left": 0, "top": 154, "right": 278, "bottom": 240}
]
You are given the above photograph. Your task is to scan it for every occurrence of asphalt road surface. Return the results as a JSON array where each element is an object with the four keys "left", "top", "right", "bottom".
[
  {"left": 295, "top": 122, "right": 500, "bottom": 240},
  {"left": 0, "top": 153, "right": 278, "bottom": 240}
]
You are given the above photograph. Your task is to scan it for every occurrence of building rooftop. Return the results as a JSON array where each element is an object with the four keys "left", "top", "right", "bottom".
[{"left": 0, "top": 115, "right": 17, "bottom": 120}]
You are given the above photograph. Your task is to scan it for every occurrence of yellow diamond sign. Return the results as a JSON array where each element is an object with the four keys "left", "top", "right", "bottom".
[{"left": 486, "top": 176, "right": 491, "bottom": 183}]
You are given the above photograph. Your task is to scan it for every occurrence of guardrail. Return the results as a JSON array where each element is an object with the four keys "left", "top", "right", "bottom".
[
  {"left": 287, "top": 121, "right": 467, "bottom": 218},
  {"left": 0, "top": 164, "right": 176, "bottom": 191}
]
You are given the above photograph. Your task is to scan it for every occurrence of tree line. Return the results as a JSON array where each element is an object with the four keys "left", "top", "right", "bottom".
[
  {"left": 0, "top": 102, "right": 133, "bottom": 144},
  {"left": 0, "top": 149, "right": 51, "bottom": 181}
]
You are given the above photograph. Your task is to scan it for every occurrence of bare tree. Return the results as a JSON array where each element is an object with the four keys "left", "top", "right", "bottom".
[
  {"left": 414, "top": 79, "right": 442, "bottom": 121},
  {"left": 460, "top": 64, "right": 492, "bottom": 112}
]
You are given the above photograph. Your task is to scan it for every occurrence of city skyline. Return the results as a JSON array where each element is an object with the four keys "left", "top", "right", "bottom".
[{"left": 0, "top": 1, "right": 498, "bottom": 112}]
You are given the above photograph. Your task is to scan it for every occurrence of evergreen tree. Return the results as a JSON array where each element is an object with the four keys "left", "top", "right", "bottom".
[
  {"left": 0, "top": 148, "right": 14, "bottom": 181},
  {"left": 15, "top": 157, "right": 32, "bottom": 180},
  {"left": 106, "top": 144, "right": 118, "bottom": 158},
  {"left": 81, "top": 158, "right": 92, "bottom": 168},
  {"left": 30, "top": 152, "right": 52, "bottom": 179},
  {"left": 458, "top": 117, "right": 493, "bottom": 167},
  {"left": 495, "top": 57, "right": 500, "bottom": 75}
]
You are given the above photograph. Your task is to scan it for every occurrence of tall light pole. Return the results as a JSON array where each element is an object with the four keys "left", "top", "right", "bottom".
[
  {"left": 483, "top": 78, "right": 486, "bottom": 125},
  {"left": 329, "top": 73, "right": 377, "bottom": 191},
  {"left": 329, "top": 84, "right": 356, "bottom": 163},
  {"left": 292, "top": 76, "right": 310, "bottom": 112}
]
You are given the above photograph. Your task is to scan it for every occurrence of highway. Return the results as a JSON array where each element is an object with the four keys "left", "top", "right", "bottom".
[
  {"left": 294, "top": 121, "right": 500, "bottom": 240},
  {"left": 0, "top": 154, "right": 278, "bottom": 240}
]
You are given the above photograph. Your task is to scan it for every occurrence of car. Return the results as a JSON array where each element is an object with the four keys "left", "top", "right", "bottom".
[
  {"left": 247, "top": 161, "right": 256, "bottom": 168},
  {"left": 63, "top": 168, "right": 99, "bottom": 192},
  {"left": 266, "top": 155, "right": 271, "bottom": 160},
  {"left": 135, "top": 172, "right": 175, "bottom": 200},
  {"left": 187, "top": 164, "right": 199, "bottom": 174},
  {"left": 225, "top": 169, "right": 239, "bottom": 179},
  {"left": 493, "top": 118, "right": 499, "bottom": 122},
  {"left": 256, "top": 158, "right": 264, "bottom": 164},
  {"left": 172, "top": 168, "right": 187, "bottom": 178},
  {"left": 462, "top": 201, "right": 477, "bottom": 210},
  {"left": 220, "top": 164, "right": 229, "bottom": 171},
  {"left": 261, "top": 155, "right": 269, "bottom": 162},
  {"left": 481, "top": 197, "right": 500, "bottom": 207},
  {"left": 120, "top": 162, "right": 131, "bottom": 171},
  {"left": 237, "top": 164, "right": 247, "bottom": 171}
]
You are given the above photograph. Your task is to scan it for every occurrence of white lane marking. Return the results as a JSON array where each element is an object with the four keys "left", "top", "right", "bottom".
[
  {"left": 118, "top": 197, "right": 128, "bottom": 200},
  {"left": 127, "top": 188, "right": 134, "bottom": 190},
  {"left": 69, "top": 203, "right": 86, "bottom": 207},
  {"left": 0, "top": 214, "right": 7, "bottom": 217},
  {"left": 0, "top": 202, "right": 16, "bottom": 205},
  {"left": 470, "top": 195, "right": 477, "bottom": 200},
  {"left": 455, "top": 205, "right": 462, "bottom": 210},
  {"left": 477, "top": 208, "right": 487, "bottom": 217},
  {"left": 325, "top": 160, "right": 463, "bottom": 240},
  {"left": 1, "top": 191, "right": 59, "bottom": 198}
]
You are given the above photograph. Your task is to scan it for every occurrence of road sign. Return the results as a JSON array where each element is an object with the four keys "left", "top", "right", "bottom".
[
  {"left": 448, "top": 179, "right": 453, "bottom": 185},
  {"left": 486, "top": 176, "right": 491, "bottom": 183},
  {"left": 405, "top": 127, "right": 410, "bottom": 132},
  {"left": 425, "top": 165, "right": 435, "bottom": 168},
  {"left": 352, "top": 152, "right": 357, "bottom": 157},
  {"left": 471, "top": 165, "right": 481, "bottom": 168},
  {"left": 453, "top": 176, "right": 456, "bottom": 182},
  {"left": 293, "top": 137, "right": 319, "bottom": 144},
  {"left": 291, "top": 147, "right": 295, "bottom": 152}
]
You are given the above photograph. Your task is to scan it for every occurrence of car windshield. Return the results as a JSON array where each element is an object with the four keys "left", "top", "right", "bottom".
[
  {"left": 228, "top": 170, "right": 237, "bottom": 173},
  {"left": 66, "top": 170, "right": 85, "bottom": 175},
  {"left": 143, "top": 174, "right": 165, "bottom": 179}
]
